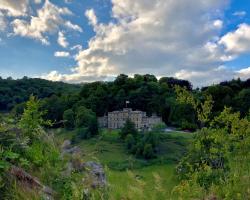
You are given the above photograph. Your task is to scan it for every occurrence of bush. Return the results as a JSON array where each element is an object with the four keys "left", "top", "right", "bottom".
[
  {"left": 120, "top": 119, "right": 138, "bottom": 139},
  {"left": 181, "top": 120, "right": 197, "bottom": 131},
  {"left": 125, "top": 134, "right": 136, "bottom": 150},
  {"left": 143, "top": 144, "right": 154, "bottom": 159}
]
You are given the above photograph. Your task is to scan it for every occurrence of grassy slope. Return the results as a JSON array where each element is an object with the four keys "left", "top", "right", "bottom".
[{"left": 56, "top": 129, "right": 194, "bottom": 199}]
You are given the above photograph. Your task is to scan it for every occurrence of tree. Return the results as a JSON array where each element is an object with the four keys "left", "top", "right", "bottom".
[
  {"left": 120, "top": 119, "right": 138, "bottom": 139},
  {"left": 75, "top": 106, "right": 98, "bottom": 137},
  {"left": 11, "top": 102, "right": 26, "bottom": 117},
  {"left": 125, "top": 134, "right": 136, "bottom": 150},
  {"left": 174, "top": 90, "right": 250, "bottom": 199},
  {"left": 63, "top": 109, "right": 75, "bottom": 130},
  {"left": 235, "top": 89, "right": 250, "bottom": 116},
  {"left": 18, "top": 95, "right": 51, "bottom": 138},
  {"left": 143, "top": 144, "right": 154, "bottom": 159},
  {"left": 175, "top": 86, "right": 213, "bottom": 127}
]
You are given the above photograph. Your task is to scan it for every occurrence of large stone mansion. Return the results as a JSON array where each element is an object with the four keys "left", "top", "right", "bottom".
[{"left": 98, "top": 108, "right": 163, "bottom": 131}]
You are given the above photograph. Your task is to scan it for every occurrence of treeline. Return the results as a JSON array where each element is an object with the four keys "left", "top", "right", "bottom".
[
  {"left": 0, "top": 77, "right": 80, "bottom": 111},
  {"left": 3, "top": 74, "right": 250, "bottom": 130}
]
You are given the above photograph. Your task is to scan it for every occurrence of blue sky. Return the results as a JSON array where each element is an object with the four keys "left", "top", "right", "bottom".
[{"left": 0, "top": 0, "right": 250, "bottom": 86}]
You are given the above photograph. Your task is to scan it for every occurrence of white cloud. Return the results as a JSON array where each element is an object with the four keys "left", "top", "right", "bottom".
[
  {"left": 45, "top": 0, "right": 229, "bottom": 85},
  {"left": 85, "top": 9, "right": 98, "bottom": 26},
  {"left": 213, "top": 20, "right": 223, "bottom": 29},
  {"left": 175, "top": 67, "right": 235, "bottom": 87},
  {"left": 54, "top": 51, "right": 70, "bottom": 57},
  {"left": 219, "top": 23, "right": 250, "bottom": 54},
  {"left": 57, "top": 31, "right": 69, "bottom": 48},
  {"left": 233, "top": 11, "right": 246, "bottom": 17},
  {"left": 71, "top": 44, "right": 82, "bottom": 51},
  {"left": 64, "top": 21, "right": 82, "bottom": 32},
  {"left": 34, "top": 0, "right": 42, "bottom": 4},
  {"left": 175, "top": 65, "right": 250, "bottom": 87},
  {"left": 11, "top": 0, "right": 82, "bottom": 45},
  {"left": 0, "top": 0, "right": 29, "bottom": 16},
  {"left": 237, "top": 67, "right": 250, "bottom": 79},
  {"left": 42, "top": 70, "right": 108, "bottom": 83}
]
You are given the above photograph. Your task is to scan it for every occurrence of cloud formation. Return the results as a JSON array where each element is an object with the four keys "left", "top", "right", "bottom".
[
  {"left": 57, "top": 31, "right": 69, "bottom": 48},
  {"left": 54, "top": 51, "right": 70, "bottom": 57},
  {"left": 11, "top": 0, "right": 82, "bottom": 45},
  {"left": 1, "top": 0, "right": 249, "bottom": 86},
  {"left": 233, "top": 11, "right": 246, "bottom": 17},
  {"left": 85, "top": 9, "right": 98, "bottom": 26},
  {"left": 219, "top": 23, "right": 250, "bottom": 54},
  {"left": 45, "top": 0, "right": 232, "bottom": 85},
  {"left": 0, "top": 0, "right": 29, "bottom": 16}
]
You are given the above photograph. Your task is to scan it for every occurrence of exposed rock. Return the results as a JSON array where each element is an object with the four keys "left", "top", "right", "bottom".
[
  {"left": 61, "top": 140, "right": 85, "bottom": 176},
  {"left": 62, "top": 146, "right": 81, "bottom": 156},
  {"left": 9, "top": 165, "right": 55, "bottom": 199},
  {"left": 84, "top": 161, "right": 107, "bottom": 188},
  {"left": 61, "top": 140, "right": 81, "bottom": 156},
  {"left": 60, "top": 141, "right": 107, "bottom": 189},
  {"left": 61, "top": 140, "right": 71, "bottom": 150}
]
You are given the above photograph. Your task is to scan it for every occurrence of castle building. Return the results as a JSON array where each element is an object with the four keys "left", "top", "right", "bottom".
[{"left": 98, "top": 108, "right": 163, "bottom": 131}]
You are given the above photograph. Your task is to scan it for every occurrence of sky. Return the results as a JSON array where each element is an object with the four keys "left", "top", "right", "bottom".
[{"left": 0, "top": 0, "right": 250, "bottom": 86}]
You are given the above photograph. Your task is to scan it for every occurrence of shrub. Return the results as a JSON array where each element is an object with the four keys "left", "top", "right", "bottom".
[
  {"left": 143, "top": 144, "right": 154, "bottom": 159},
  {"left": 120, "top": 119, "right": 138, "bottom": 139},
  {"left": 125, "top": 134, "right": 136, "bottom": 150}
]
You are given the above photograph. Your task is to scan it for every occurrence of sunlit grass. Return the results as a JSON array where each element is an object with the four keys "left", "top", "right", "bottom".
[{"left": 56, "top": 128, "right": 194, "bottom": 199}]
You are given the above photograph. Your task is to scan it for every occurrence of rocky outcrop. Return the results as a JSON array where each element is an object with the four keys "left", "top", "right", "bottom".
[
  {"left": 61, "top": 140, "right": 81, "bottom": 156},
  {"left": 9, "top": 165, "right": 55, "bottom": 199},
  {"left": 83, "top": 161, "right": 107, "bottom": 188},
  {"left": 61, "top": 140, "right": 107, "bottom": 188}
]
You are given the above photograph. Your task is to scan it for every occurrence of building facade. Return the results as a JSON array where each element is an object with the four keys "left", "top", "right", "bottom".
[{"left": 98, "top": 108, "right": 163, "bottom": 131}]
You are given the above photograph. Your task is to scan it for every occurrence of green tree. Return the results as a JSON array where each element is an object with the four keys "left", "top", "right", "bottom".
[
  {"left": 63, "top": 109, "right": 75, "bottom": 130},
  {"left": 75, "top": 106, "right": 98, "bottom": 137},
  {"left": 18, "top": 95, "right": 51, "bottom": 138},
  {"left": 174, "top": 88, "right": 250, "bottom": 199},
  {"left": 120, "top": 119, "right": 138, "bottom": 139},
  {"left": 175, "top": 86, "right": 213, "bottom": 127},
  {"left": 235, "top": 89, "right": 250, "bottom": 116},
  {"left": 143, "top": 144, "right": 154, "bottom": 159},
  {"left": 125, "top": 134, "right": 136, "bottom": 150}
]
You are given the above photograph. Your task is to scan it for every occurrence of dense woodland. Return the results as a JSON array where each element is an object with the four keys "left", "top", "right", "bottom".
[
  {"left": 2, "top": 74, "right": 250, "bottom": 130},
  {"left": 0, "top": 75, "right": 250, "bottom": 199}
]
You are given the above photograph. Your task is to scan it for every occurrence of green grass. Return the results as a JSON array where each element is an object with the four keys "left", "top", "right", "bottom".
[
  {"left": 56, "top": 129, "right": 194, "bottom": 199},
  {"left": 107, "top": 164, "right": 178, "bottom": 199}
]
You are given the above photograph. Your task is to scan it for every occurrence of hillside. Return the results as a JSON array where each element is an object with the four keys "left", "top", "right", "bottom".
[
  {"left": 0, "top": 75, "right": 250, "bottom": 199},
  {"left": 0, "top": 77, "right": 80, "bottom": 111}
]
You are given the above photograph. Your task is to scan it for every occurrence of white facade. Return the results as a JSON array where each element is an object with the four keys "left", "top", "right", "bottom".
[{"left": 98, "top": 108, "right": 163, "bottom": 131}]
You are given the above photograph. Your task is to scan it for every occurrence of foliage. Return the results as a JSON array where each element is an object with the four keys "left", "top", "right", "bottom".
[
  {"left": 3, "top": 75, "right": 250, "bottom": 131},
  {"left": 18, "top": 95, "right": 52, "bottom": 138},
  {"left": 75, "top": 106, "right": 98, "bottom": 138},
  {"left": 174, "top": 88, "right": 250, "bottom": 199},
  {"left": 169, "top": 103, "right": 197, "bottom": 129},
  {"left": 125, "top": 134, "right": 136, "bottom": 150},
  {"left": 175, "top": 85, "right": 213, "bottom": 127},
  {"left": 120, "top": 119, "right": 138, "bottom": 139},
  {"left": 63, "top": 109, "right": 75, "bottom": 130},
  {"left": 0, "top": 77, "right": 80, "bottom": 111},
  {"left": 143, "top": 144, "right": 154, "bottom": 159},
  {"left": 0, "top": 101, "right": 87, "bottom": 199}
]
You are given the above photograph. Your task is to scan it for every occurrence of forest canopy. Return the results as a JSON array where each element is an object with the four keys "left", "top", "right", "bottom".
[{"left": 1, "top": 75, "right": 250, "bottom": 130}]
